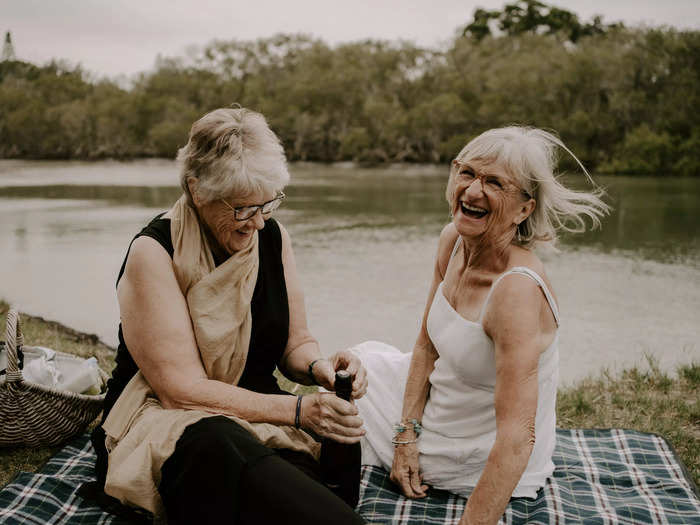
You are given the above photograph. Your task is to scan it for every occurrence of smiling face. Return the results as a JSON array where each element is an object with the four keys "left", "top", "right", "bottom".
[
  {"left": 188, "top": 177, "right": 275, "bottom": 255},
  {"left": 449, "top": 158, "right": 535, "bottom": 243}
]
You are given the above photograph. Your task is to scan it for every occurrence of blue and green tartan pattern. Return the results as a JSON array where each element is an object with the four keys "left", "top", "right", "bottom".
[
  {"left": 0, "top": 429, "right": 698, "bottom": 524},
  {"left": 358, "top": 429, "right": 700, "bottom": 524},
  {"left": 0, "top": 437, "right": 131, "bottom": 524}
]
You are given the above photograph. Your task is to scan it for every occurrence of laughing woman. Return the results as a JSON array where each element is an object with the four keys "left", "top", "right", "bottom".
[
  {"left": 90, "top": 108, "right": 367, "bottom": 524},
  {"left": 353, "top": 127, "right": 608, "bottom": 525}
]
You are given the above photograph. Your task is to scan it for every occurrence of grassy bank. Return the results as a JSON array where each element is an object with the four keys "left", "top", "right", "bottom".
[
  {"left": 558, "top": 360, "right": 699, "bottom": 485},
  {"left": 0, "top": 302, "right": 116, "bottom": 487},
  {"left": 1, "top": 302, "right": 698, "bottom": 489}
]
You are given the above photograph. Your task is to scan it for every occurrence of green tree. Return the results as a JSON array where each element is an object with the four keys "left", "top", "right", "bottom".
[{"left": 462, "top": 0, "right": 619, "bottom": 42}]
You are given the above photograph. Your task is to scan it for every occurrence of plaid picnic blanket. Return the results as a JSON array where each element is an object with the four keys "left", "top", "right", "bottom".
[
  {"left": 359, "top": 429, "right": 700, "bottom": 524},
  {"left": 0, "top": 429, "right": 698, "bottom": 524}
]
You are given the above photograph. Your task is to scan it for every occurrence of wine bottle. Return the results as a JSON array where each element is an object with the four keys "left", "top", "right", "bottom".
[{"left": 319, "top": 370, "right": 361, "bottom": 508}]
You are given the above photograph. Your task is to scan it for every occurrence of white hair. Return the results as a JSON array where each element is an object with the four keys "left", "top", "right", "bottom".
[
  {"left": 177, "top": 107, "right": 290, "bottom": 204},
  {"left": 446, "top": 126, "right": 609, "bottom": 248}
]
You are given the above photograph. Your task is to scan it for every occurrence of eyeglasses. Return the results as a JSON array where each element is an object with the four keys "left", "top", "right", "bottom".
[
  {"left": 220, "top": 192, "right": 286, "bottom": 221},
  {"left": 452, "top": 162, "right": 531, "bottom": 199}
]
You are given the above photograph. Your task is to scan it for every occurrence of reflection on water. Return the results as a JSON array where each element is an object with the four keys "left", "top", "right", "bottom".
[
  {"left": 0, "top": 160, "right": 698, "bottom": 384},
  {"left": 0, "top": 185, "right": 182, "bottom": 209},
  {"left": 2, "top": 166, "right": 698, "bottom": 264},
  {"left": 570, "top": 176, "right": 700, "bottom": 264}
]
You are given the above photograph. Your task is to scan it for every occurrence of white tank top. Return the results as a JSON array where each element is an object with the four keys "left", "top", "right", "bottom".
[{"left": 420, "top": 245, "right": 560, "bottom": 498}]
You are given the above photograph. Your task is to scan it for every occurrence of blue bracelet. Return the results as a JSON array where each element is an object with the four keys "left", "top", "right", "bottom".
[{"left": 393, "top": 419, "right": 423, "bottom": 437}]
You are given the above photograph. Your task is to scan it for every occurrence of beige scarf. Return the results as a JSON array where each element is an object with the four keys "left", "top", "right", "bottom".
[{"left": 102, "top": 195, "right": 319, "bottom": 516}]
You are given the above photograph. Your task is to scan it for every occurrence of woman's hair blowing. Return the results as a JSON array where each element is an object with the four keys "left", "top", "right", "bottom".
[{"left": 446, "top": 126, "right": 610, "bottom": 248}]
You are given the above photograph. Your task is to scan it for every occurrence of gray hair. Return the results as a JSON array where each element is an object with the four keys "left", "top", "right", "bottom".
[
  {"left": 446, "top": 126, "right": 610, "bottom": 248},
  {"left": 177, "top": 107, "right": 290, "bottom": 205}
]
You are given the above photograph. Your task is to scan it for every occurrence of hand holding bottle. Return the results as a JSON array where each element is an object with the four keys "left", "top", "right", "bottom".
[{"left": 309, "top": 350, "right": 368, "bottom": 399}]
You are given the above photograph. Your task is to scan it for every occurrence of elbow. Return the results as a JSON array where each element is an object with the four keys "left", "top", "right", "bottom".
[
  {"left": 158, "top": 391, "right": 186, "bottom": 410},
  {"left": 154, "top": 386, "right": 188, "bottom": 410},
  {"left": 498, "top": 421, "right": 536, "bottom": 459},
  {"left": 151, "top": 375, "right": 206, "bottom": 411},
  {"left": 526, "top": 418, "right": 536, "bottom": 449}
]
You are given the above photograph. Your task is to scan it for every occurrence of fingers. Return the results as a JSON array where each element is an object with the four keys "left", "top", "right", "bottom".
[
  {"left": 324, "top": 393, "right": 358, "bottom": 415},
  {"left": 390, "top": 467, "right": 423, "bottom": 499},
  {"left": 302, "top": 393, "right": 365, "bottom": 440},
  {"left": 328, "top": 350, "right": 369, "bottom": 399},
  {"left": 390, "top": 446, "right": 427, "bottom": 499},
  {"left": 314, "top": 359, "right": 335, "bottom": 389},
  {"left": 409, "top": 469, "right": 427, "bottom": 498},
  {"left": 351, "top": 365, "right": 368, "bottom": 399}
]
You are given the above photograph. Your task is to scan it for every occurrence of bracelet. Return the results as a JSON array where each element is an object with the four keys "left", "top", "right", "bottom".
[
  {"left": 295, "top": 395, "right": 303, "bottom": 429},
  {"left": 308, "top": 358, "right": 323, "bottom": 384},
  {"left": 393, "top": 418, "right": 423, "bottom": 438},
  {"left": 391, "top": 437, "right": 419, "bottom": 446}
]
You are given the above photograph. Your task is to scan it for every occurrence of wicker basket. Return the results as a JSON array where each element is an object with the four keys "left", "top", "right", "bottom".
[{"left": 0, "top": 307, "right": 108, "bottom": 448}]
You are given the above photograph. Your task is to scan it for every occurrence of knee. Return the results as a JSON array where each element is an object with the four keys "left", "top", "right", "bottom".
[
  {"left": 170, "top": 416, "right": 248, "bottom": 472},
  {"left": 160, "top": 416, "right": 254, "bottom": 495},
  {"left": 159, "top": 417, "right": 252, "bottom": 522}
]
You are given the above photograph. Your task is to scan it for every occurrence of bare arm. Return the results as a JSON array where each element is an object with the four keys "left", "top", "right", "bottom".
[
  {"left": 276, "top": 222, "right": 324, "bottom": 384},
  {"left": 459, "top": 275, "right": 554, "bottom": 525},
  {"left": 391, "top": 223, "right": 459, "bottom": 498},
  {"left": 272, "top": 221, "right": 367, "bottom": 441},
  {"left": 118, "top": 236, "right": 298, "bottom": 425},
  {"left": 277, "top": 223, "right": 367, "bottom": 399},
  {"left": 118, "top": 233, "right": 363, "bottom": 442}
]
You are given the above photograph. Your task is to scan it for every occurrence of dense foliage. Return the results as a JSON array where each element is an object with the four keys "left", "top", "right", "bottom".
[{"left": 1, "top": 2, "right": 698, "bottom": 174}]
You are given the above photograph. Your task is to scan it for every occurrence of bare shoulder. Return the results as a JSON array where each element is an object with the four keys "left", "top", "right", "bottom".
[
  {"left": 120, "top": 236, "right": 174, "bottom": 285},
  {"left": 483, "top": 250, "right": 557, "bottom": 350},
  {"left": 487, "top": 271, "right": 543, "bottom": 323},
  {"left": 482, "top": 279, "right": 544, "bottom": 364},
  {"left": 508, "top": 247, "right": 557, "bottom": 303},
  {"left": 436, "top": 223, "right": 460, "bottom": 277}
]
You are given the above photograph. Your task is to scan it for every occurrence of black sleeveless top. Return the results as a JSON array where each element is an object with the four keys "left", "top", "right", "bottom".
[{"left": 92, "top": 214, "right": 290, "bottom": 484}]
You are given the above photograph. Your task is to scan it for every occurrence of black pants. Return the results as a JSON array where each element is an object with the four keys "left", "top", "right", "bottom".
[{"left": 158, "top": 416, "right": 365, "bottom": 525}]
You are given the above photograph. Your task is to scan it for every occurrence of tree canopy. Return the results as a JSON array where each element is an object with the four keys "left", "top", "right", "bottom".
[
  {"left": 462, "top": 0, "right": 621, "bottom": 42},
  {"left": 1, "top": 2, "right": 698, "bottom": 175}
]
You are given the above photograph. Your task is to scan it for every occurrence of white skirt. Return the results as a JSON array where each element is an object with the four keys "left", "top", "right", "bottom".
[{"left": 352, "top": 340, "right": 542, "bottom": 499}]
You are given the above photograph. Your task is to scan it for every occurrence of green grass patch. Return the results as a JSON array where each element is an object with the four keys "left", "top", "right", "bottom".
[
  {"left": 0, "top": 300, "right": 315, "bottom": 488},
  {"left": 558, "top": 357, "right": 700, "bottom": 486},
  {"left": 0, "top": 302, "right": 119, "bottom": 487},
  {"left": 2, "top": 302, "right": 698, "bottom": 490}
]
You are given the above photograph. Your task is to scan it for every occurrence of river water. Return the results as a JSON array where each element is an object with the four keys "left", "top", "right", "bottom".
[{"left": 0, "top": 159, "right": 698, "bottom": 385}]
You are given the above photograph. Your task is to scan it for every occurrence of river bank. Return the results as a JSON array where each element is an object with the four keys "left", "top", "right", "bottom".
[
  {"left": 2, "top": 22, "right": 699, "bottom": 176},
  {"left": 1, "top": 301, "right": 697, "bottom": 489},
  {"left": 2, "top": 161, "right": 699, "bottom": 385},
  {"left": 2, "top": 156, "right": 699, "bottom": 177}
]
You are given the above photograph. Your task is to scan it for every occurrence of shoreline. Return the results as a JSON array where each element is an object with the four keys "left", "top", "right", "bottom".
[
  {"left": 8, "top": 308, "right": 115, "bottom": 352},
  {"left": 0, "top": 157, "right": 696, "bottom": 177},
  {"left": 1, "top": 302, "right": 698, "bottom": 487}
]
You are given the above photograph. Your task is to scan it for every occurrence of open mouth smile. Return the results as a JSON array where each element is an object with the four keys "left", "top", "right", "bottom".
[{"left": 460, "top": 201, "right": 489, "bottom": 219}]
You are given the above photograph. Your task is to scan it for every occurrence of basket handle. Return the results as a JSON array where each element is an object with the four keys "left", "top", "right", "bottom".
[{"left": 4, "top": 308, "right": 25, "bottom": 383}]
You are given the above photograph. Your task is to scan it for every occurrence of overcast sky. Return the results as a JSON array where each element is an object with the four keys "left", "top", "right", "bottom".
[{"left": 3, "top": 0, "right": 699, "bottom": 79}]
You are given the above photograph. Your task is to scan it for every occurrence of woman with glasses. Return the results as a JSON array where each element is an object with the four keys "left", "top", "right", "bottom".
[
  {"left": 90, "top": 107, "right": 367, "bottom": 524},
  {"left": 353, "top": 127, "right": 608, "bottom": 525}
]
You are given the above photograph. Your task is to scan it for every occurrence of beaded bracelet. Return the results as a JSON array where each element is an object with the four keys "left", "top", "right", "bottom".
[
  {"left": 393, "top": 419, "right": 423, "bottom": 437},
  {"left": 391, "top": 436, "right": 419, "bottom": 445},
  {"left": 392, "top": 418, "right": 422, "bottom": 445}
]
